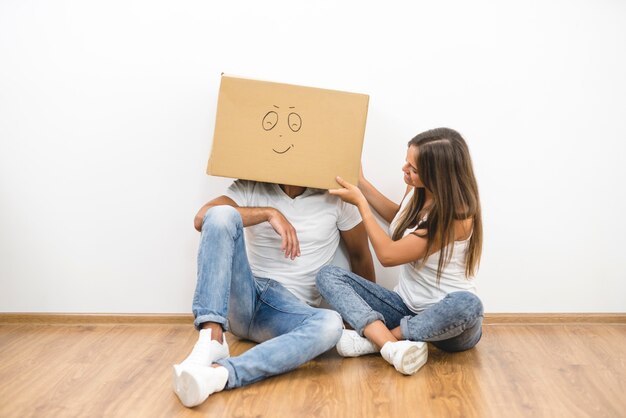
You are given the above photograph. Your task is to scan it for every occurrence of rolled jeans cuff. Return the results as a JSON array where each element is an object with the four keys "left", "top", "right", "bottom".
[
  {"left": 400, "top": 316, "right": 412, "bottom": 340},
  {"left": 356, "top": 311, "right": 385, "bottom": 337},
  {"left": 194, "top": 314, "right": 228, "bottom": 331}
]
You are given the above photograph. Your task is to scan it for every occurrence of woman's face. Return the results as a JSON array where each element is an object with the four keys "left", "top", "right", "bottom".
[{"left": 402, "top": 146, "right": 424, "bottom": 188}]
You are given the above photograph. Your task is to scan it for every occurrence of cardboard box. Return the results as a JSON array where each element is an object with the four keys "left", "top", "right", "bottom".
[{"left": 207, "top": 75, "right": 369, "bottom": 190}]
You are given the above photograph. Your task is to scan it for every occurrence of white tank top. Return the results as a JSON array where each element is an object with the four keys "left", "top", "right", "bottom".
[{"left": 390, "top": 188, "right": 477, "bottom": 313}]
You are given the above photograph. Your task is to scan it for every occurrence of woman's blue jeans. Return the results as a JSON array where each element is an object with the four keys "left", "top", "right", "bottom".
[
  {"left": 192, "top": 206, "right": 343, "bottom": 389},
  {"left": 316, "top": 265, "right": 483, "bottom": 352}
]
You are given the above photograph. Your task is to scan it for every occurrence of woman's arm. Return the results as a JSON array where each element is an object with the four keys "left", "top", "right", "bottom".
[
  {"left": 331, "top": 177, "right": 471, "bottom": 267},
  {"left": 330, "top": 177, "right": 428, "bottom": 266},
  {"left": 358, "top": 176, "right": 399, "bottom": 224},
  {"left": 361, "top": 206, "right": 473, "bottom": 267},
  {"left": 358, "top": 169, "right": 406, "bottom": 224},
  {"left": 358, "top": 203, "right": 428, "bottom": 267}
]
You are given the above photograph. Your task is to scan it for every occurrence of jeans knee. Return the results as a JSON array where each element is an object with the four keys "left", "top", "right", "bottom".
[
  {"left": 316, "top": 265, "right": 343, "bottom": 292},
  {"left": 467, "top": 293, "right": 484, "bottom": 318},
  {"left": 448, "top": 291, "right": 484, "bottom": 320},
  {"left": 202, "top": 205, "right": 242, "bottom": 234},
  {"left": 317, "top": 265, "right": 346, "bottom": 285},
  {"left": 315, "top": 309, "right": 343, "bottom": 348}
]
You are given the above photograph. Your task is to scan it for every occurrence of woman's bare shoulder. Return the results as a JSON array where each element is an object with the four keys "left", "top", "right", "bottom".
[{"left": 455, "top": 218, "right": 474, "bottom": 241}]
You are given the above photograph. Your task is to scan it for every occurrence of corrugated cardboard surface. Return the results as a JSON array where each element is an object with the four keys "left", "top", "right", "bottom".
[{"left": 207, "top": 75, "right": 369, "bottom": 190}]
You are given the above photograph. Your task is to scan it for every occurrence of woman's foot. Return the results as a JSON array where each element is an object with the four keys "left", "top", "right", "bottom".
[{"left": 380, "top": 340, "right": 428, "bottom": 375}]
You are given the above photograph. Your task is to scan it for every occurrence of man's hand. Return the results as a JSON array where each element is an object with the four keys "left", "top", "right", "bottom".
[{"left": 267, "top": 209, "right": 301, "bottom": 260}]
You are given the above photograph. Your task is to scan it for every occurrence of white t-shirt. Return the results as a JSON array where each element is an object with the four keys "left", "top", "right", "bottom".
[
  {"left": 225, "top": 180, "right": 362, "bottom": 306},
  {"left": 391, "top": 188, "right": 477, "bottom": 313}
]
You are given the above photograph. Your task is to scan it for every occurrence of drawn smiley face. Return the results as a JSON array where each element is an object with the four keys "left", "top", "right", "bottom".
[{"left": 262, "top": 105, "right": 302, "bottom": 154}]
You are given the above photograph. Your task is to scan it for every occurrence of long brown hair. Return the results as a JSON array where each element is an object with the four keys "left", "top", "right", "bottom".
[{"left": 392, "top": 128, "right": 482, "bottom": 280}]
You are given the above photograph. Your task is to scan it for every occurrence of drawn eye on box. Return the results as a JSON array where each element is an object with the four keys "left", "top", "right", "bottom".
[
  {"left": 262, "top": 111, "right": 279, "bottom": 130},
  {"left": 288, "top": 112, "right": 302, "bottom": 132},
  {"left": 261, "top": 106, "right": 302, "bottom": 154}
]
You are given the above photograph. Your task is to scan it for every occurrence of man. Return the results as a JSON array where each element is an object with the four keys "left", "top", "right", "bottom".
[{"left": 172, "top": 180, "right": 375, "bottom": 407}]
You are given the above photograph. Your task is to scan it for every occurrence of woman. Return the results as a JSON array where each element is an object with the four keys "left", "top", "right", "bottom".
[{"left": 316, "top": 127, "right": 484, "bottom": 376}]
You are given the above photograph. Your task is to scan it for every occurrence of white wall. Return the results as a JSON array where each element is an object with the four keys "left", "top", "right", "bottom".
[{"left": 1, "top": 0, "right": 625, "bottom": 313}]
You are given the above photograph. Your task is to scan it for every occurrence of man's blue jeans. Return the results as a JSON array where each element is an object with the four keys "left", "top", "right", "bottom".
[
  {"left": 316, "top": 265, "right": 483, "bottom": 352},
  {"left": 192, "top": 206, "right": 343, "bottom": 389}
]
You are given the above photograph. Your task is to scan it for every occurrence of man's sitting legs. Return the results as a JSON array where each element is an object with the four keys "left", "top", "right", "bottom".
[
  {"left": 192, "top": 206, "right": 257, "bottom": 331},
  {"left": 175, "top": 279, "right": 343, "bottom": 406},
  {"left": 214, "top": 278, "right": 343, "bottom": 388},
  {"left": 174, "top": 205, "right": 256, "bottom": 406}
]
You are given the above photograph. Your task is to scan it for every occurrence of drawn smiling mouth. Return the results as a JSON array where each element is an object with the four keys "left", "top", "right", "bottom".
[{"left": 272, "top": 144, "right": 294, "bottom": 154}]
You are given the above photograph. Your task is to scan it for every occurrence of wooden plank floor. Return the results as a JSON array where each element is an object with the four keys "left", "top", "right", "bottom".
[{"left": 0, "top": 322, "right": 624, "bottom": 417}]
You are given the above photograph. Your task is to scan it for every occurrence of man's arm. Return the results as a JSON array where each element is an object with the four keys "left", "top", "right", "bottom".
[
  {"left": 194, "top": 195, "right": 300, "bottom": 259},
  {"left": 194, "top": 196, "right": 271, "bottom": 230},
  {"left": 340, "top": 222, "right": 376, "bottom": 282}
]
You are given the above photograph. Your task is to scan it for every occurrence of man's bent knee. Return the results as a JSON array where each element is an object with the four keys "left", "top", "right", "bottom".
[
  {"left": 202, "top": 205, "right": 242, "bottom": 233},
  {"left": 315, "top": 309, "right": 343, "bottom": 349}
]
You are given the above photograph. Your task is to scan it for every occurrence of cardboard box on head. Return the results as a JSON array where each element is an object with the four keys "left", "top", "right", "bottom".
[{"left": 207, "top": 75, "right": 369, "bottom": 190}]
